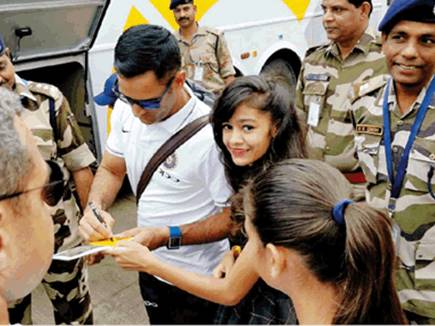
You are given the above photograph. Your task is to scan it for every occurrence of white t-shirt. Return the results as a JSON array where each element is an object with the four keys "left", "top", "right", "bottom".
[{"left": 106, "top": 88, "right": 231, "bottom": 275}]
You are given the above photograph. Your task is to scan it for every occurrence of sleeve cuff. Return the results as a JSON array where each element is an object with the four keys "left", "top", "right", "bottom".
[{"left": 62, "top": 143, "right": 96, "bottom": 171}]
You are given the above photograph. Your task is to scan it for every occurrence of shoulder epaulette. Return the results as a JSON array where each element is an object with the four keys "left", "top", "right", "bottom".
[
  {"left": 204, "top": 26, "right": 220, "bottom": 37},
  {"left": 305, "top": 43, "right": 328, "bottom": 58},
  {"left": 352, "top": 75, "right": 388, "bottom": 100},
  {"left": 27, "top": 81, "right": 62, "bottom": 101}
]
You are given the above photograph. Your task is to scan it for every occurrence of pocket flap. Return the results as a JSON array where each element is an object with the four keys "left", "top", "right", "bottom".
[{"left": 416, "top": 242, "right": 435, "bottom": 261}]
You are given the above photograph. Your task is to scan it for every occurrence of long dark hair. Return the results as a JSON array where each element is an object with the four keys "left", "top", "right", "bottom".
[
  {"left": 244, "top": 159, "right": 406, "bottom": 324},
  {"left": 211, "top": 75, "right": 306, "bottom": 192}
]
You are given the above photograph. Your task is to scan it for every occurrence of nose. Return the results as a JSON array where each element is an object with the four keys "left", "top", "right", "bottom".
[
  {"left": 229, "top": 128, "right": 244, "bottom": 146},
  {"left": 323, "top": 9, "right": 334, "bottom": 23},
  {"left": 400, "top": 40, "right": 418, "bottom": 60}
]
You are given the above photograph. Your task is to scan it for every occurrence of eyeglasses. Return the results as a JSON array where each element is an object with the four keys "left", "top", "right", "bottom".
[
  {"left": 0, "top": 160, "right": 66, "bottom": 206},
  {"left": 112, "top": 76, "right": 175, "bottom": 110}
]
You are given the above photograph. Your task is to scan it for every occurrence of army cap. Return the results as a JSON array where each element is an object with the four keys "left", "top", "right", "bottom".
[
  {"left": 170, "top": 0, "right": 193, "bottom": 10},
  {"left": 94, "top": 73, "right": 118, "bottom": 106},
  {"left": 379, "top": 0, "right": 435, "bottom": 33}
]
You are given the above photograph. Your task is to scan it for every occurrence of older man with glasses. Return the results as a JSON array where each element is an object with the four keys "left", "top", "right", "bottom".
[
  {"left": 0, "top": 87, "right": 54, "bottom": 324},
  {"left": 0, "top": 34, "right": 96, "bottom": 324},
  {"left": 80, "top": 24, "right": 232, "bottom": 324}
]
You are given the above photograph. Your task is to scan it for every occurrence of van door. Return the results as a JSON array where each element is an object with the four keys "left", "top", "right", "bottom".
[{"left": 0, "top": 0, "right": 110, "bottom": 160}]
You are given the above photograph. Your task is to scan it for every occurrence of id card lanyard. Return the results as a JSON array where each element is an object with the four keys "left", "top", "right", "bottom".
[{"left": 383, "top": 77, "right": 435, "bottom": 215}]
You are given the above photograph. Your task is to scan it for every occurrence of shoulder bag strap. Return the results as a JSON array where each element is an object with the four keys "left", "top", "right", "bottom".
[{"left": 136, "top": 114, "right": 210, "bottom": 204}]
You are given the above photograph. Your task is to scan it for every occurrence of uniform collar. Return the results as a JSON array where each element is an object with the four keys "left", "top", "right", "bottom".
[
  {"left": 175, "top": 23, "right": 207, "bottom": 44},
  {"left": 14, "top": 74, "right": 37, "bottom": 103},
  {"left": 388, "top": 75, "right": 435, "bottom": 117},
  {"left": 327, "top": 30, "right": 376, "bottom": 59},
  {"left": 14, "top": 74, "right": 40, "bottom": 110}
]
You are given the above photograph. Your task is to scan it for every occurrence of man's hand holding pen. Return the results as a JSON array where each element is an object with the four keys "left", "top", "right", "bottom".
[{"left": 79, "top": 201, "right": 115, "bottom": 242}]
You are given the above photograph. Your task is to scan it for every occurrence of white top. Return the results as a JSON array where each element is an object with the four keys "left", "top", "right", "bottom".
[{"left": 106, "top": 87, "right": 231, "bottom": 276}]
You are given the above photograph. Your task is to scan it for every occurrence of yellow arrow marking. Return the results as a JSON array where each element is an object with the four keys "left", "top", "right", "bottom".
[
  {"left": 123, "top": 6, "right": 149, "bottom": 31},
  {"left": 150, "top": 0, "right": 218, "bottom": 30},
  {"left": 282, "top": 0, "right": 310, "bottom": 21}
]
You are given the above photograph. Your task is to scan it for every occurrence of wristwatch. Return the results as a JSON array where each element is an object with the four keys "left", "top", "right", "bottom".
[{"left": 167, "top": 226, "right": 182, "bottom": 250}]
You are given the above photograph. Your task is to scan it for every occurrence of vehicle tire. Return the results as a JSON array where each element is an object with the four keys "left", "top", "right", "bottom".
[{"left": 261, "top": 58, "right": 297, "bottom": 97}]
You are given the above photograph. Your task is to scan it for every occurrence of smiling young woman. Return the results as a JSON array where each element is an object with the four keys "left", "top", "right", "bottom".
[{"left": 107, "top": 75, "right": 306, "bottom": 324}]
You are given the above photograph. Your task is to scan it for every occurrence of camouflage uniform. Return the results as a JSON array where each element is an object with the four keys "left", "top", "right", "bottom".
[
  {"left": 351, "top": 75, "right": 435, "bottom": 322},
  {"left": 174, "top": 25, "right": 235, "bottom": 94},
  {"left": 8, "top": 75, "right": 95, "bottom": 324},
  {"left": 295, "top": 32, "right": 387, "bottom": 197}
]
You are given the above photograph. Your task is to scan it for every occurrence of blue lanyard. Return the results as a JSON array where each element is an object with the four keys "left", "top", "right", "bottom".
[{"left": 383, "top": 78, "right": 435, "bottom": 212}]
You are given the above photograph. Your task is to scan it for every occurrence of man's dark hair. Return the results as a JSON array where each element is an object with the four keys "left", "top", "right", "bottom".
[
  {"left": 348, "top": 0, "right": 373, "bottom": 15},
  {"left": 114, "top": 24, "right": 181, "bottom": 80}
]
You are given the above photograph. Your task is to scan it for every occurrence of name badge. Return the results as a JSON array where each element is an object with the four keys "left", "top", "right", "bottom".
[
  {"left": 307, "top": 102, "right": 320, "bottom": 127},
  {"left": 194, "top": 62, "right": 204, "bottom": 81},
  {"left": 306, "top": 73, "right": 330, "bottom": 82},
  {"left": 356, "top": 124, "right": 383, "bottom": 136}
]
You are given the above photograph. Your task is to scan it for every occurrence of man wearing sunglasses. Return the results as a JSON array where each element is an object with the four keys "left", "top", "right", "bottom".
[
  {"left": 0, "top": 87, "right": 54, "bottom": 324},
  {"left": 0, "top": 35, "right": 96, "bottom": 324},
  {"left": 80, "top": 24, "right": 232, "bottom": 324}
]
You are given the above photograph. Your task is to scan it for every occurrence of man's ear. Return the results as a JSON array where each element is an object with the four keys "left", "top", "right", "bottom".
[
  {"left": 4, "top": 48, "right": 12, "bottom": 60},
  {"left": 265, "top": 243, "right": 287, "bottom": 279},
  {"left": 381, "top": 33, "right": 388, "bottom": 51},
  {"left": 360, "top": 2, "right": 371, "bottom": 19},
  {"left": 174, "top": 70, "right": 186, "bottom": 87}
]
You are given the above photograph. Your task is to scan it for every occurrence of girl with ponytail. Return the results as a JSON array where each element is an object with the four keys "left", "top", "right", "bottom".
[{"left": 243, "top": 159, "right": 406, "bottom": 324}]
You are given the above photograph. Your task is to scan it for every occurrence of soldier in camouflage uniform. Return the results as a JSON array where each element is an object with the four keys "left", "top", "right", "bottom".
[
  {"left": 295, "top": 0, "right": 387, "bottom": 199},
  {"left": 171, "top": 0, "right": 236, "bottom": 95},
  {"left": 350, "top": 0, "right": 435, "bottom": 322},
  {"left": 0, "top": 36, "right": 95, "bottom": 324}
]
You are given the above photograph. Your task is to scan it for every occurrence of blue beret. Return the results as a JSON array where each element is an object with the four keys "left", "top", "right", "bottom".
[
  {"left": 169, "top": 0, "right": 193, "bottom": 10},
  {"left": 0, "top": 34, "right": 5, "bottom": 55},
  {"left": 379, "top": 0, "right": 435, "bottom": 32},
  {"left": 94, "top": 74, "right": 118, "bottom": 106}
]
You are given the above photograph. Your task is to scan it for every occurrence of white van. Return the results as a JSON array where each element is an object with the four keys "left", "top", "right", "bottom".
[{"left": 1, "top": 0, "right": 388, "bottom": 160}]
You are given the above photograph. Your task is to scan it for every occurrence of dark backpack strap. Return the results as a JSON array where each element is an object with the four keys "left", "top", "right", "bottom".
[
  {"left": 48, "top": 98, "right": 60, "bottom": 142},
  {"left": 136, "top": 114, "right": 210, "bottom": 204}
]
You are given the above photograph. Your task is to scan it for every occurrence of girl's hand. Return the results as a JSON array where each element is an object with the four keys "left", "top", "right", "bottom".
[
  {"left": 105, "top": 240, "right": 156, "bottom": 272},
  {"left": 213, "top": 249, "right": 237, "bottom": 278}
]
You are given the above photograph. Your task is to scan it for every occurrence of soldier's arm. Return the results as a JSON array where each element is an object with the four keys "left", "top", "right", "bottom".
[
  {"left": 72, "top": 166, "right": 94, "bottom": 210},
  {"left": 216, "top": 32, "right": 236, "bottom": 79},
  {"left": 295, "top": 64, "right": 307, "bottom": 121}
]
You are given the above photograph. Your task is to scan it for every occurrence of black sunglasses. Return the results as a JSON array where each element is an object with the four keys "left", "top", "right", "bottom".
[
  {"left": 0, "top": 160, "right": 66, "bottom": 207},
  {"left": 112, "top": 76, "right": 175, "bottom": 110}
]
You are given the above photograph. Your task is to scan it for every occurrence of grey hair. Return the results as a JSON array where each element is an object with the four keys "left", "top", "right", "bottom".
[{"left": 0, "top": 86, "right": 32, "bottom": 196}]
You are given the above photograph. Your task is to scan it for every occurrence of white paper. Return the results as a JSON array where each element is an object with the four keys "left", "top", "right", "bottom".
[
  {"left": 52, "top": 245, "right": 110, "bottom": 261},
  {"left": 307, "top": 102, "right": 320, "bottom": 127}
]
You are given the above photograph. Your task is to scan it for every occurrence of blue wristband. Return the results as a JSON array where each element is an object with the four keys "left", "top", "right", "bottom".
[{"left": 167, "top": 226, "right": 182, "bottom": 249}]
